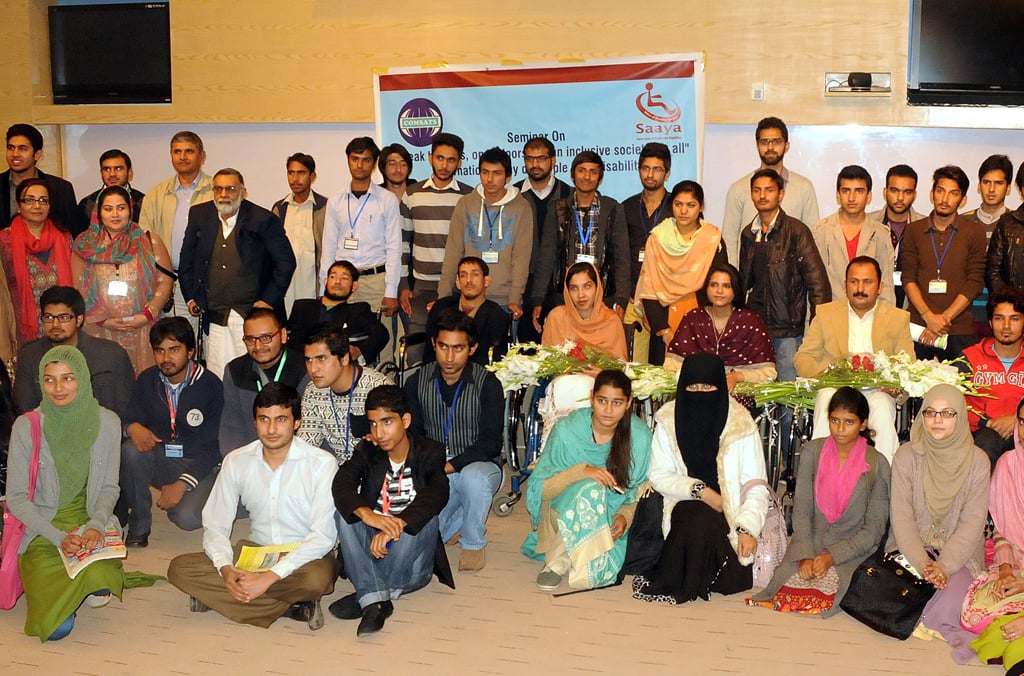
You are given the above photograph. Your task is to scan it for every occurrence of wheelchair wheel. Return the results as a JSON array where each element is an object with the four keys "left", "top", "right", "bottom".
[{"left": 491, "top": 493, "right": 516, "bottom": 517}]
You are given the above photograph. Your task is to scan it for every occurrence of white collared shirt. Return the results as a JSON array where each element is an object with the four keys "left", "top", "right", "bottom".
[
  {"left": 220, "top": 210, "right": 239, "bottom": 239},
  {"left": 282, "top": 193, "right": 317, "bottom": 305},
  {"left": 202, "top": 435, "right": 338, "bottom": 579},
  {"left": 321, "top": 182, "right": 402, "bottom": 295},
  {"left": 847, "top": 302, "right": 876, "bottom": 354},
  {"left": 520, "top": 174, "right": 556, "bottom": 200},
  {"left": 752, "top": 209, "right": 781, "bottom": 242}
]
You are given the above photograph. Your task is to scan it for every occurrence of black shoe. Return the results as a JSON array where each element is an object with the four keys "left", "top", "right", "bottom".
[
  {"left": 286, "top": 600, "right": 324, "bottom": 630},
  {"left": 328, "top": 593, "right": 362, "bottom": 620},
  {"left": 188, "top": 596, "right": 210, "bottom": 613},
  {"left": 356, "top": 601, "right": 393, "bottom": 637},
  {"left": 125, "top": 532, "right": 149, "bottom": 548}
]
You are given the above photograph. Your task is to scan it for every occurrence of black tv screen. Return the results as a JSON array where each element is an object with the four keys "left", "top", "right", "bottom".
[
  {"left": 49, "top": 2, "right": 171, "bottom": 105},
  {"left": 908, "top": 0, "right": 1024, "bottom": 106}
]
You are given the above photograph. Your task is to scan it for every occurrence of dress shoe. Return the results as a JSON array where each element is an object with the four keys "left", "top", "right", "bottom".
[
  {"left": 356, "top": 600, "right": 394, "bottom": 637},
  {"left": 125, "top": 532, "right": 149, "bottom": 548},
  {"left": 328, "top": 593, "right": 362, "bottom": 620},
  {"left": 459, "top": 547, "right": 486, "bottom": 572},
  {"left": 286, "top": 600, "right": 324, "bottom": 630}
]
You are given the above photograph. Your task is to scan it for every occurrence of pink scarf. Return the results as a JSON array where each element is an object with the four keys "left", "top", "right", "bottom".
[
  {"left": 989, "top": 419, "right": 1024, "bottom": 549},
  {"left": 815, "top": 435, "right": 871, "bottom": 524}
]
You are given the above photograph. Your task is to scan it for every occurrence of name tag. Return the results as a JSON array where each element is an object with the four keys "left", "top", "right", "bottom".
[
  {"left": 107, "top": 280, "right": 129, "bottom": 297},
  {"left": 481, "top": 250, "right": 499, "bottom": 264},
  {"left": 575, "top": 254, "right": 596, "bottom": 265},
  {"left": 928, "top": 278, "right": 948, "bottom": 294},
  {"left": 165, "top": 443, "right": 184, "bottom": 458},
  {"left": 892, "top": 270, "right": 902, "bottom": 286},
  {"left": 638, "top": 249, "right": 645, "bottom": 263},
  {"left": 343, "top": 237, "right": 359, "bottom": 250}
]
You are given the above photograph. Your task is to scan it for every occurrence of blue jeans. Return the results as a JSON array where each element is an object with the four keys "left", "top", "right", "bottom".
[
  {"left": 772, "top": 336, "right": 802, "bottom": 383},
  {"left": 119, "top": 439, "right": 213, "bottom": 534},
  {"left": 439, "top": 461, "right": 502, "bottom": 550},
  {"left": 336, "top": 516, "right": 439, "bottom": 608}
]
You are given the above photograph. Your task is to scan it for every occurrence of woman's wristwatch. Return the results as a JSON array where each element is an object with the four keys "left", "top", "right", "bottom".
[
  {"left": 690, "top": 482, "right": 706, "bottom": 500},
  {"left": 735, "top": 525, "right": 751, "bottom": 536}
]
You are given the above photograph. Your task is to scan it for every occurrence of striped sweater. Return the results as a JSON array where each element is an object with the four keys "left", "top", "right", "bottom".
[{"left": 400, "top": 176, "right": 473, "bottom": 290}]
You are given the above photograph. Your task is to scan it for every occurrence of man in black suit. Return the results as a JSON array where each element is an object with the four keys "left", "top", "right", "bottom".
[
  {"left": 2, "top": 123, "right": 87, "bottom": 236},
  {"left": 178, "top": 168, "right": 296, "bottom": 378},
  {"left": 288, "top": 260, "right": 388, "bottom": 364}
]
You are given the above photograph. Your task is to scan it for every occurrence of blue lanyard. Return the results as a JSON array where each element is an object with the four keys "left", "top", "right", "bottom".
[
  {"left": 346, "top": 192, "right": 371, "bottom": 237},
  {"left": 483, "top": 204, "right": 500, "bottom": 248},
  {"left": 928, "top": 226, "right": 957, "bottom": 277},
  {"left": 435, "top": 377, "right": 465, "bottom": 451},
  {"left": 255, "top": 352, "right": 287, "bottom": 393},
  {"left": 328, "top": 366, "right": 358, "bottom": 456},
  {"left": 638, "top": 199, "right": 666, "bottom": 235}
]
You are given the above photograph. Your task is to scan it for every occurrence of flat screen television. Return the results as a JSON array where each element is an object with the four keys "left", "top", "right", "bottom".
[
  {"left": 49, "top": 2, "right": 171, "bottom": 105},
  {"left": 908, "top": 0, "right": 1024, "bottom": 106}
]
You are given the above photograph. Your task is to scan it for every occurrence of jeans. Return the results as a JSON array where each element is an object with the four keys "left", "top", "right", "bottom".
[
  {"left": 439, "top": 461, "right": 502, "bottom": 550},
  {"left": 336, "top": 516, "right": 439, "bottom": 608},
  {"left": 772, "top": 336, "right": 802, "bottom": 383},
  {"left": 120, "top": 439, "right": 214, "bottom": 535}
]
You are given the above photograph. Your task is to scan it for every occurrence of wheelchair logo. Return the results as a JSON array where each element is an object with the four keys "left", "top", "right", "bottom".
[{"left": 635, "top": 82, "right": 681, "bottom": 123}]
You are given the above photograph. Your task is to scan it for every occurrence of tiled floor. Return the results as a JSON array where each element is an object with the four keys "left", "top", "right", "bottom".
[{"left": 0, "top": 484, "right": 990, "bottom": 675}]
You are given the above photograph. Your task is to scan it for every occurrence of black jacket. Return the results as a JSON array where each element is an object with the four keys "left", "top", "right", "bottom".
[
  {"left": 739, "top": 209, "right": 831, "bottom": 338},
  {"left": 287, "top": 298, "right": 388, "bottom": 364},
  {"left": 1, "top": 169, "right": 87, "bottom": 237},
  {"left": 424, "top": 295, "right": 509, "bottom": 365},
  {"left": 986, "top": 205, "right": 1024, "bottom": 293}
]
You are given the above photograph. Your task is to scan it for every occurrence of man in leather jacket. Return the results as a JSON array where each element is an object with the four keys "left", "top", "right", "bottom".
[{"left": 985, "top": 163, "right": 1024, "bottom": 294}]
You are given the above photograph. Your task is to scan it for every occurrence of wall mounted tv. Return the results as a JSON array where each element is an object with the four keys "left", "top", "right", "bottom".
[
  {"left": 49, "top": 2, "right": 171, "bottom": 105},
  {"left": 908, "top": 0, "right": 1024, "bottom": 106}
]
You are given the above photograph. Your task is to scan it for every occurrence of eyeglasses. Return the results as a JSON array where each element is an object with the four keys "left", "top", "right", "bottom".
[
  {"left": 757, "top": 138, "right": 786, "bottom": 148},
  {"left": 242, "top": 328, "right": 281, "bottom": 346},
  {"left": 20, "top": 196, "right": 50, "bottom": 206},
  {"left": 41, "top": 313, "right": 76, "bottom": 324},
  {"left": 524, "top": 154, "right": 551, "bottom": 163},
  {"left": 213, "top": 185, "right": 240, "bottom": 194},
  {"left": 921, "top": 408, "right": 957, "bottom": 420}
]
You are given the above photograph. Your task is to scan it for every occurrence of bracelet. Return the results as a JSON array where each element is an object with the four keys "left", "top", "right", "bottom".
[
  {"left": 690, "top": 482, "right": 706, "bottom": 500},
  {"left": 142, "top": 307, "right": 156, "bottom": 323}
]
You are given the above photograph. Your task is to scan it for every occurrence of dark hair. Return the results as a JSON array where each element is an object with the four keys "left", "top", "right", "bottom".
[
  {"left": 932, "top": 165, "right": 969, "bottom": 195},
  {"left": 99, "top": 148, "right": 132, "bottom": 170},
  {"left": 565, "top": 261, "right": 599, "bottom": 289},
  {"left": 458, "top": 255, "right": 489, "bottom": 277},
  {"left": 828, "top": 386, "right": 872, "bottom": 443},
  {"left": 169, "top": 131, "right": 204, "bottom": 152},
  {"left": 435, "top": 307, "right": 477, "bottom": 347},
  {"left": 1016, "top": 163, "right": 1024, "bottom": 193},
  {"left": 639, "top": 142, "right": 671, "bottom": 172},
  {"left": 214, "top": 167, "right": 245, "bottom": 185},
  {"left": 365, "top": 384, "right": 409, "bottom": 417},
  {"left": 346, "top": 136, "right": 381, "bottom": 161},
  {"left": 479, "top": 146, "right": 512, "bottom": 176},
  {"left": 431, "top": 132, "right": 464, "bottom": 156},
  {"left": 885, "top": 164, "right": 918, "bottom": 185},
  {"left": 286, "top": 152, "right": 316, "bottom": 173},
  {"left": 986, "top": 286, "right": 1024, "bottom": 320},
  {"left": 523, "top": 136, "right": 555, "bottom": 157},
  {"left": 755, "top": 116, "right": 789, "bottom": 143},
  {"left": 149, "top": 316, "right": 196, "bottom": 350},
  {"left": 6, "top": 123, "right": 42, "bottom": 151},
  {"left": 15, "top": 177, "right": 48, "bottom": 203},
  {"left": 571, "top": 150, "right": 604, "bottom": 178},
  {"left": 593, "top": 369, "right": 633, "bottom": 487},
  {"left": 979, "top": 154, "right": 1013, "bottom": 183},
  {"left": 750, "top": 168, "right": 784, "bottom": 191},
  {"left": 378, "top": 143, "right": 413, "bottom": 180},
  {"left": 702, "top": 263, "right": 744, "bottom": 309},
  {"left": 327, "top": 259, "right": 359, "bottom": 281},
  {"left": 836, "top": 164, "right": 873, "bottom": 192},
  {"left": 1017, "top": 395, "right": 1024, "bottom": 420},
  {"left": 39, "top": 285, "right": 85, "bottom": 316},
  {"left": 669, "top": 180, "right": 705, "bottom": 222},
  {"left": 96, "top": 185, "right": 133, "bottom": 218},
  {"left": 845, "top": 255, "right": 882, "bottom": 282},
  {"left": 304, "top": 323, "right": 349, "bottom": 358},
  {"left": 244, "top": 306, "right": 281, "bottom": 327},
  {"left": 253, "top": 382, "right": 301, "bottom": 420}
]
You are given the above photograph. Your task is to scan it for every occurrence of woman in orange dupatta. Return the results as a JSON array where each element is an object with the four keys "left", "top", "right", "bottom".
[
  {"left": 634, "top": 181, "right": 727, "bottom": 365},
  {"left": 542, "top": 262, "right": 627, "bottom": 361}
]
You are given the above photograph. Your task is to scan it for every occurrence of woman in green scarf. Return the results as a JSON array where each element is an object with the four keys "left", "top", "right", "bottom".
[
  {"left": 6, "top": 345, "right": 124, "bottom": 641},
  {"left": 522, "top": 370, "right": 652, "bottom": 591}
]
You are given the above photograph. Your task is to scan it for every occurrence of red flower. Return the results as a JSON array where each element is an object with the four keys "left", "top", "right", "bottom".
[
  {"left": 863, "top": 356, "right": 875, "bottom": 372},
  {"left": 569, "top": 343, "right": 586, "bottom": 361},
  {"left": 851, "top": 355, "right": 862, "bottom": 370}
]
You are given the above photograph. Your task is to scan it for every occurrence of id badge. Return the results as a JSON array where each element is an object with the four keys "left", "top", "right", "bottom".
[
  {"left": 576, "top": 253, "right": 596, "bottom": 265},
  {"left": 928, "top": 278, "right": 948, "bottom": 294},
  {"left": 343, "top": 237, "right": 359, "bottom": 250},
  {"left": 892, "top": 270, "right": 902, "bottom": 286},
  {"left": 107, "top": 280, "right": 129, "bottom": 297},
  {"left": 482, "top": 250, "right": 499, "bottom": 264},
  {"left": 638, "top": 248, "right": 646, "bottom": 263},
  {"left": 165, "top": 443, "right": 184, "bottom": 458},
  {"left": 445, "top": 446, "right": 454, "bottom": 461}
]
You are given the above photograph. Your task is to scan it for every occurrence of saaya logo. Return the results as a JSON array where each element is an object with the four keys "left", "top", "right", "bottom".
[{"left": 635, "top": 82, "right": 681, "bottom": 123}]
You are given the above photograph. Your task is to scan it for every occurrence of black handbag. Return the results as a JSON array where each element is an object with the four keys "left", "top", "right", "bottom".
[
  {"left": 840, "top": 548, "right": 936, "bottom": 640},
  {"left": 617, "top": 489, "right": 664, "bottom": 583}
]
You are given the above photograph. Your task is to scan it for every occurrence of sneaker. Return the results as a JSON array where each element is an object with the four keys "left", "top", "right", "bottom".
[
  {"left": 459, "top": 547, "right": 486, "bottom": 572},
  {"left": 536, "top": 569, "right": 563, "bottom": 591},
  {"left": 189, "top": 596, "right": 211, "bottom": 613},
  {"left": 85, "top": 593, "right": 111, "bottom": 608}
]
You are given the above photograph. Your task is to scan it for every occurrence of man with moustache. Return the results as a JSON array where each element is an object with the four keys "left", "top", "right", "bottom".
[
  {"left": 426, "top": 256, "right": 509, "bottom": 365},
  {"left": 868, "top": 164, "right": 925, "bottom": 307},
  {"left": 900, "top": 165, "right": 987, "bottom": 360},
  {"left": 288, "top": 260, "right": 389, "bottom": 364},
  {"left": 964, "top": 154, "right": 1013, "bottom": 232},
  {"left": 987, "top": 164, "right": 1024, "bottom": 293},
  {"left": 794, "top": 256, "right": 914, "bottom": 462},
  {"left": 2, "top": 123, "right": 86, "bottom": 235},
  {"left": 179, "top": 168, "right": 296, "bottom": 378},
  {"left": 722, "top": 117, "right": 819, "bottom": 265},
  {"left": 622, "top": 142, "right": 673, "bottom": 292},
  {"left": 77, "top": 149, "right": 146, "bottom": 226},
  {"left": 272, "top": 153, "right": 327, "bottom": 311},
  {"left": 120, "top": 317, "right": 224, "bottom": 545}
]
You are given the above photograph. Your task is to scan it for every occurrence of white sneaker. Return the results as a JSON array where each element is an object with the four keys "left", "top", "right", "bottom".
[{"left": 85, "top": 593, "right": 111, "bottom": 608}]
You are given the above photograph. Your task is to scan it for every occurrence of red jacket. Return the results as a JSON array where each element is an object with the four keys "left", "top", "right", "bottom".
[{"left": 963, "top": 338, "right": 1024, "bottom": 431}]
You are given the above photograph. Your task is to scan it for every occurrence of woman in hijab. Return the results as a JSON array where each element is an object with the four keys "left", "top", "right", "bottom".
[
  {"left": 888, "top": 383, "right": 989, "bottom": 662},
  {"left": 5, "top": 346, "right": 124, "bottom": 642},
  {"left": 633, "top": 353, "right": 768, "bottom": 604},
  {"left": 522, "top": 370, "right": 652, "bottom": 591},
  {"left": 542, "top": 262, "right": 628, "bottom": 361}
]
